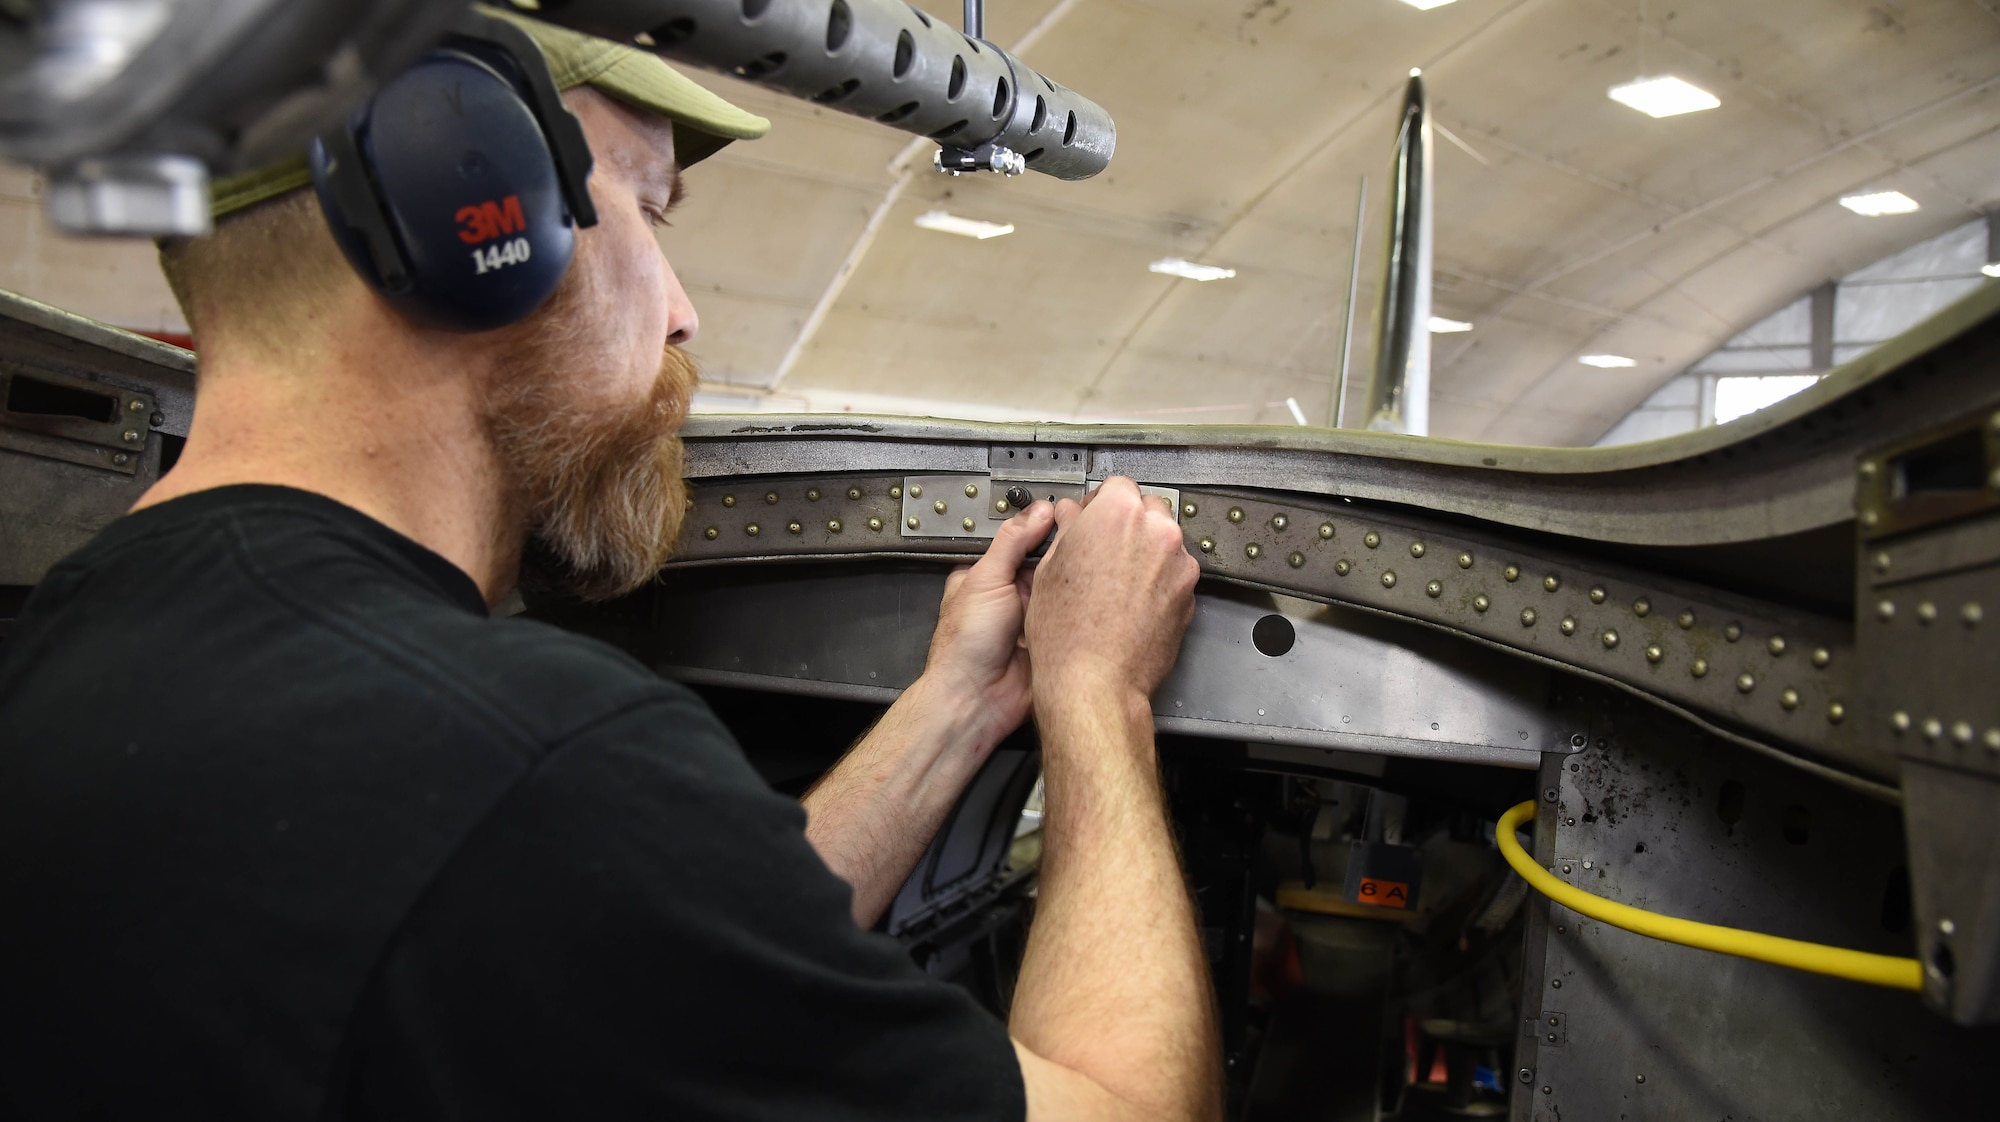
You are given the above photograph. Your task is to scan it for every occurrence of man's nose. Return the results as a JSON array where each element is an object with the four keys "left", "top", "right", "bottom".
[{"left": 663, "top": 260, "right": 699, "bottom": 346}]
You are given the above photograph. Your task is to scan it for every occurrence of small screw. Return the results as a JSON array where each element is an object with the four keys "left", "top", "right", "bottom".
[
  {"left": 1364, "top": 530, "right": 1382, "bottom": 548},
  {"left": 111, "top": 452, "right": 130, "bottom": 466},
  {"left": 1458, "top": 552, "right": 1473, "bottom": 569},
  {"left": 1917, "top": 601, "right": 1937, "bottom": 624},
  {"left": 1317, "top": 522, "right": 1334, "bottom": 539},
  {"left": 1381, "top": 570, "right": 1397, "bottom": 588},
  {"left": 1198, "top": 538, "right": 1216, "bottom": 553},
  {"left": 1247, "top": 543, "right": 1264, "bottom": 559},
  {"left": 1551, "top": 979, "right": 1562, "bottom": 988},
  {"left": 1859, "top": 459, "right": 1879, "bottom": 477},
  {"left": 1812, "top": 647, "right": 1830, "bottom": 668},
  {"left": 703, "top": 526, "right": 719, "bottom": 540},
  {"left": 829, "top": 519, "right": 845, "bottom": 533},
  {"left": 1582, "top": 859, "right": 1593, "bottom": 869},
  {"left": 1288, "top": 551, "right": 1305, "bottom": 568},
  {"left": 1182, "top": 501, "right": 1198, "bottom": 517},
  {"left": 1522, "top": 608, "right": 1538, "bottom": 627},
  {"left": 149, "top": 411, "right": 165, "bottom": 427},
  {"left": 1953, "top": 721, "right": 1975, "bottom": 744},
  {"left": 1335, "top": 559, "right": 1352, "bottom": 575},
  {"left": 1636, "top": 1074, "right": 1646, "bottom": 1085},
  {"left": 746, "top": 523, "right": 760, "bottom": 537},
  {"left": 1561, "top": 864, "right": 1572, "bottom": 875},
  {"left": 1543, "top": 787, "right": 1559, "bottom": 802},
  {"left": 1546, "top": 1034, "right": 1558, "bottom": 1044},
  {"left": 1877, "top": 600, "right": 1896, "bottom": 621},
  {"left": 933, "top": 499, "right": 948, "bottom": 514},
  {"left": 1518, "top": 1068, "right": 1534, "bottom": 1085},
  {"left": 909, "top": 484, "right": 923, "bottom": 498},
  {"left": 1410, "top": 541, "right": 1426, "bottom": 558},
  {"left": 1570, "top": 732, "right": 1587, "bottom": 749},
  {"left": 121, "top": 429, "right": 141, "bottom": 444},
  {"left": 1645, "top": 643, "right": 1663, "bottom": 663},
  {"left": 907, "top": 516, "right": 921, "bottom": 530},
  {"left": 1542, "top": 1085, "right": 1552, "bottom": 1095},
  {"left": 1874, "top": 551, "right": 1892, "bottom": 573},
  {"left": 765, "top": 491, "right": 780, "bottom": 505},
  {"left": 1724, "top": 623, "right": 1742, "bottom": 642},
  {"left": 1892, "top": 710, "right": 1911, "bottom": 732},
  {"left": 786, "top": 521, "right": 803, "bottom": 535},
  {"left": 1964, "top": 603, "right": 1984, "bottom": 625},
  {"left": 1589, "top": 586, "right": 1606, "bottom": 604},
  {"left": 962, "top": 517, "right": 976, "bottom": 531},
  {"left": 1922, "top": 717, "right": 1943, "bottom": 740},
  {"left": 126, "top": 398, "right": 144, "bottom": 412},
  {"left": 1504, "top": 564, "right": 1521, "bottom": 582},
  {"left": 1827, "top": 701, "right": 1846, "bottom": 724},
  {"left": 1601, "top": 629, "right": 1619, "bottom": 649},
  {"left": 1691, "top": 658, "right": 1709, "bottom": 678},
  {"left": 1473, "top": 594, "right": 1490, "bottom": 612},
  {"left": 1736, "top": 672, "right": 1756, "bottom": 693},
  {"left": 1559, "top": 616, "right": 1577, "bottom": 635},
  {"left": 1633, "top": 598, "right": 1651, "bottom": 617},
  {"left": 1544, "top": 574, "right": 1561, "bottom": 592},
  {"left": 721, "top": 494, "right": 737, "bottom": 508},
  {"left": 867, "top": 517, "right": 883, "bottom": 532},
  {"left": 1768, "top": 635, "right": 1786, "bottom": 656},
  {"left": 1271, "top": 514, "right": 1289, "bottom": 532},
  {"left": 1426, "top": 579, "right": 1442, "bottom": 597},
  {"left": 964, "top": 483, "right": 979, "bottom": 498},
  {"left": 995, "top": 500, "right": 1009, "bottom": 514},
  {"left": 1227, "top": 507, "right": 1245, "bottom": 523},
  {"left": 1780, "top": 688, "right": 1800, "bottom": 711},
  {"left": 806, "top": 488, "right": 821, "bottom": 502},
  {"left": 889, "top": 485, "right": 903, "bottom": 499},
  {"left": 848, "top": 487, "right": 863, "bottom": 501},
  {"left": 1678, "top": 609, "right": 1695, "bottom": 629}
]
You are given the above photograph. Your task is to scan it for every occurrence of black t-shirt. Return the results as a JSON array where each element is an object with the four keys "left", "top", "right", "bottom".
[{"left": 0, "top": 485, "right": 1024, "bottom": 1121}]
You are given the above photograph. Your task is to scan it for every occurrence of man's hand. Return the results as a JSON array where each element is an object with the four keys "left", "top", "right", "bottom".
[
  {"left": 921, "top": 500, "right": 1057, "bottom": 745},
  {"left": 1025, "top": 478, "right": 1199, "bottom": 709}
]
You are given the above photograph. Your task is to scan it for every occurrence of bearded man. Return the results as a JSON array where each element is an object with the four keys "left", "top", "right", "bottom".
[{"left": 0, "top": 14, "right": 1215, "bottom": 1122}]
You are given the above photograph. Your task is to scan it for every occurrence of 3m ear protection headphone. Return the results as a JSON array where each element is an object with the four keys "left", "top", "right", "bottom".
[{"left": 309, "top": 12, "right": 598, "bottom": 333}]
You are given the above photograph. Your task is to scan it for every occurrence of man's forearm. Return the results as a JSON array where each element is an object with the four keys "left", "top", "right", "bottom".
[
  {"left": 801, "top": 674, "right": 1009, "bottom": 927},
  {"left": 1009, "top": 685, "right": 1221, "bottom": 1121}
]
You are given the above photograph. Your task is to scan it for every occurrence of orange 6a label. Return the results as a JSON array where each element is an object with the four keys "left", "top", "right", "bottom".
[
  {"left": 456, "top": 196, "right": 526, "bottom": 244},
  {"left": 1355, "top": 877, "right": 1412, "bottom": 909}
]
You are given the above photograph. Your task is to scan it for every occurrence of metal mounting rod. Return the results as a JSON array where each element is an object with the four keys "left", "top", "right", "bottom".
[
  {"left": 964, "top": 0, "right": 984, "bottom": 39},
  {"left": 550, "top": 0, "right": 1114, "bottom": 180},
  {"left": 1361, "top": 71, "right": 1434, "bottom": 435},
  {"left": 1332, "top": 174, "right": 1368, "bottom": 428}
]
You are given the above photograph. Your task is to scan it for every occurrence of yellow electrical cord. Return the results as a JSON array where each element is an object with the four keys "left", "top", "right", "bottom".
[{"left": 1495, "top": 800, "right": 1922, "bottom": 992}]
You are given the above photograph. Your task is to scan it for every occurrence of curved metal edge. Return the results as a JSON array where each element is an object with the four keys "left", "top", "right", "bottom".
[{"left": 0, "top": 289, "right": 196, "bottom": 375}]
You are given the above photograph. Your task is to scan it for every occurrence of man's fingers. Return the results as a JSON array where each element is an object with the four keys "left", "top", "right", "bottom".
[
  {"left": 966, "top": 502, "right": 1054, "bottom": 585},
  {"left": 1142, "top": 493, "right": 1175, "bottom": 519},
  {"left": 1051, "top": 497, "right": 1084, "bottom": 530}
]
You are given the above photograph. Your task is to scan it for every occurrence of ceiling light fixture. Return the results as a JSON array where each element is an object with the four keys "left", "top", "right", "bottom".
[
  {"left": 1608, "top": 76, "right": 1720, "bottom": 118},
  {"left": 1428, "top": 316, "right": 1473, "bottom": 333},
  {"left": 1579, "top": 354, "right": 1637, "bottom": 369},
  {"left": 1149, "top": 257, "right": 1237, "bottom": 282},
  {"left": 914, "top": 210, "right": 1015, "bottom": 239},
  {"left": 1395, "top": 0, "right": 1458, "bottom": 10},
  {"left": 1838, "top": 191, "right": 1920, "bottom": 217},
  {"left": 1983, "top": 263, "right": 2000, "bottom": 279}
]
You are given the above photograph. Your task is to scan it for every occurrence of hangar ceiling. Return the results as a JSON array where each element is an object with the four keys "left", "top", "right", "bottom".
[
  {"left": 2, "top": 0, "right": 1997, "bottom": 447},
  {"left": 667, "top": 0, "right": 2000, "bottom": 443}
]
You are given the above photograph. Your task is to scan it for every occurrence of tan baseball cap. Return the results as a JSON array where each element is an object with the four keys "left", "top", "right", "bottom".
[{"left": 210, "top": 6, "right": 770, "bottom": 219}]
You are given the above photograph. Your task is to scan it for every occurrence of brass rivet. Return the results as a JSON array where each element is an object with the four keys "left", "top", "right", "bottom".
[
  {"left": 1473, "top": 594, "right": 1490, "bottom": 612},
  {"left": 1877, "top": 600, "right": 1896, "bottom": 621},
  {"left": 1411, "top": 541, "right": 1427, "bottom": 558},
  {"left": 996, "top": 500, "right": 1009, "bottom": 513},
  {"left": 765, "top": 491, "right": 779, "bottom": 505},
  {"left": 1544, "top": 575, "right": 1561, "bottom": 592},
  {"left": 1364, "top": 530, "right": 1382, "bottom": 549},
  {"left": 963, "top": 517, "right": 976, "bottom": 531},
  {"left": 848, "top": 487, "right": 863, "bottom": 501},
  {"left": 1426, "top": 580, "right": 1443, "bottom": 597},
  {"left": 806, "top": 488, "right": 821, "bottom": 502},
  {"left": 1812, "top": 647, "right": 1830, "bottom": 668},
  {"left": 1198, "top": 537, "right": 1216, "bottom": 553},
  {"left": 1963, "top": 603, "right": 1984, "bottom": 625},
  {"left": 112, "top": 452, "right": 129, "bottom": 466},
  {"left": 907, "top": 516, "right": 921, "bottom": 530},
  {"left": 890, "top": 485, "right": 903, "bottom": 499},
  {"left": 1873, "top": 551, "right": 1891, "bottom": 573},
  {"left": 909, "top": 484, "right": 923, "bottom": 498},
  {"left": 1691, "top": 658, "right": 1709, "bottom": 678},
  {"left": 1768, "top": 635, "right": 1786, "bottom": 656},
  {"left": 1247, "top": 542, "right": 1264, "bottom": 559},
  {"left": 1559, "top": 616, "right": 1577, "bottom": 635},
  {"left": 828, "top": 519, "right": 843, "bottom": 533},
  {"left": 722, "top": 494, "right": 737, "bottom": 508},
  {"left": 1458, "top": 552, "right": 1473, "bottom": 569},
  {"left": 1892, "top": 710, "right": 1911, "bottom": 732},
  {"left": 1381, "top": 570, "right": 1397, "bottom": 588},
  {"left": 1335, "top": 559, "right": 1352, "bottom": 575},
  {"left": 1724, "top": 623, "right": 1742, "bottom": 642},
  {"left": 1953, "top": 721, "right": 1975, "bottom": 744},
  {"left": 1183, "top": 501, "right": 1198, "bottom": 518},
  {"left": 121, "top": 429, "right": 141, "bottom": 444},
  {"left": 1601, "top": 629, "right": 1619, "bottom": 649},
  {"left": 703, "top": 526, "right": 719, "bottom": 540},
  {"left": 1827, "top": 701, "right": 1846, "bottom": 724},
  {"left": 1521, "top": 608, "right": 1538, "bottom": 627},
  {"left": 933, "top": 499, "right": 948, "bottom": 515},
  {"left": 746, "top": 523, "right": 760, "bottom": 537},
  {"left": 965, "top": 483, "right": 979, "bottom": 498},
  {"left": 867, "top": 517, "right": 883, "bottom": 532},
  {"left": 1678, "top": 609, "right": 1695, "bottom": 629},
  {"left": 1859, "top": 459, "right": 1879, "bottom": 477},
  {"left": 1504, "top": 564, "right": 1521, "bottom": 582},
  {"left": 1736, "top": 672, "right": 1756, "bottom": 693},
  {"left": 1860, "top": 510, "right": 1880, "bottom": 528},
  {"left": 1633, "top": 598, "right": 1651, "bottom": 617},
  {"left": 1288, "top": 552, "right": 1305, "bottom": 568},
  {"left": 1780, "top": 688, "right": 1799, "bottom": 710},
  {"left": 1985, "top": 728, "right": 2000, "bottom": 750},
  {"left": 127, "top": 398, "right": 144, "bottom": 413},
  {"left": 1227, "top": 507, "right": 1245, "bottom": 524},
  {"left": 1318, "top": 523, "right": 1334, "bottom": 540},
  {"left": 787, "top": 521, "right": 803, "bottom": 535},
  {"left": 1271, "top": 514, "right": 1289, "bottom": 532},
  {"left": 1917, "top": 601, "right": 1937, "bottom": 624},
  {"left": 1922, "top": 717, "right": 1943, "bottom": 740},
  {"left": 1589, "top": 586, "right": 1606, "bottom": 604},
  {"left": 1645, "top": 643, "right": 1663, "bottom": 663}
]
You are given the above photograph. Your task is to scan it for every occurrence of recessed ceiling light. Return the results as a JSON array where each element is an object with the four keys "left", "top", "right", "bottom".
[
  {"left": 1982, "top": 263, "right": 2000, "bottom": 279},
  {"left": 1149, "top": 257, "right": 1237, "bottom": 282},
  {"left": 914, "top": 210, "right": 1014, "bottom": 239},
  {"left": 1396, "top": 0, "right": 1458, "bottom": 10},
  {"left": 1428, "top": 316, "right": 1473, "bottom": 333},
  {"left": 1838, "top": 191, "right": 1920, "bottom": 217},
  {"left": 1579, "top": 354, "right": 1637, "bottom": 368},
  {"left": 1608, "top": 76, "right": 1720, "bottom": 118}
]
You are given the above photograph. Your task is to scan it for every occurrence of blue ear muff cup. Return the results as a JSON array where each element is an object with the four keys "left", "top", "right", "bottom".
[{"left": 310, "top": 53, "right": 577, "bottom": 333}]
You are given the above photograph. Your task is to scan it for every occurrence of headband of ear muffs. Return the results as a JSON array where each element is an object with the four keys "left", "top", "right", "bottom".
[{"left": 309, "top": 13, "right": 598, "bottom": 333}]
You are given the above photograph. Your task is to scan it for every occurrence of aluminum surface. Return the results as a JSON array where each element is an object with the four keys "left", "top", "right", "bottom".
[
  {"left": 1513, "top": 690, "right": 2000, "bottom": 1120},
  {"left": 1362, "top": 73, "right": 1432, "bottom": 437}
]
